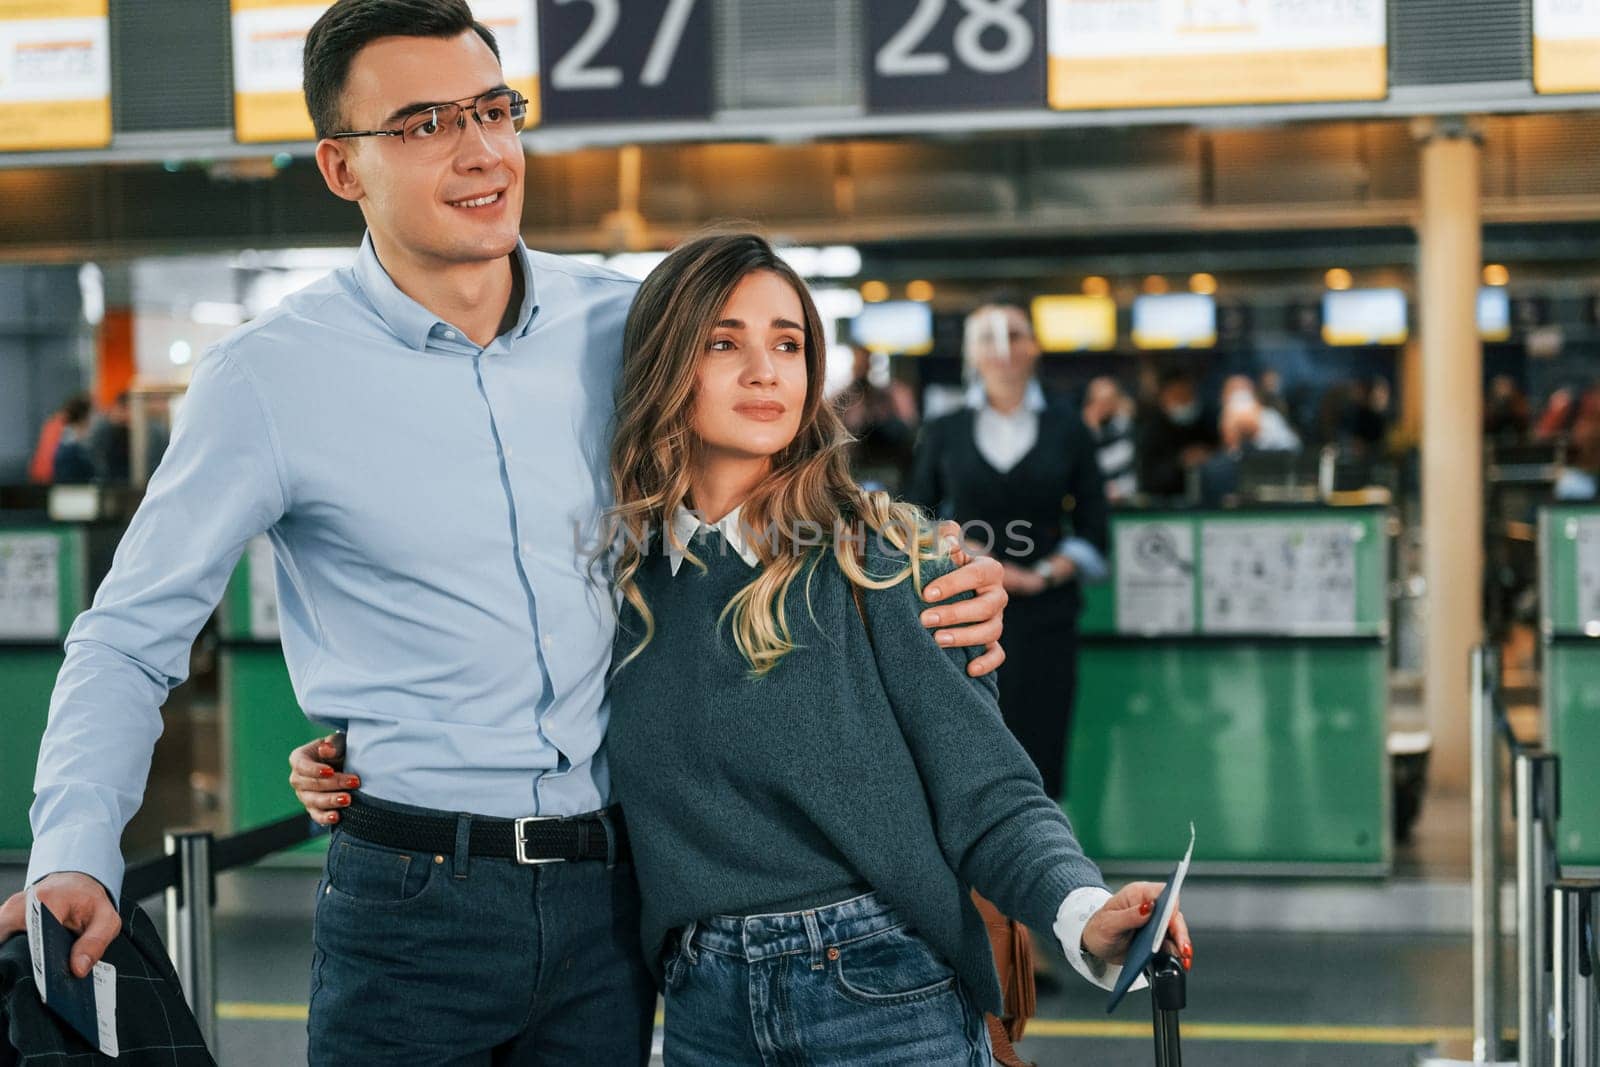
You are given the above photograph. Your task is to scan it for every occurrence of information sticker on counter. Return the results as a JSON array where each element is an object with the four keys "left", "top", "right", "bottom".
[
  {"left": 1572, "top": 516, "right": 1600, "bottom": 633},
  {"left": 1114, "top": 521, "right": 1195, "bottom": 635},
  {"left": 1201, "top": 521, "right": 1359, "bottom": 635},
  {"left": 0, "top": 0, "right": 112, "bottom": 152},
  {"left": 0, "top": 534, "right": 61, "bottom": 640},
  {"left": 247, "top": 536, "right": 280, "bottom": 641}
]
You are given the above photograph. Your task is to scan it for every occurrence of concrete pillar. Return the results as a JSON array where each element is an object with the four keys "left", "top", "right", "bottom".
[{"left": 1417, "top": 119, "right": 1483, "bottom": 792}]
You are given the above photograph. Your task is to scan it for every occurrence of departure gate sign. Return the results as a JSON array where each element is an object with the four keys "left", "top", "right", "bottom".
[
  {"left": 536, "top": 0, "right": 711, "bottom": 124},
  {"left": 1534, "top": 0, "right": 1600, "bottom": 94},
  {"left": 865, "top": 0, "right": 1047, "bottom": 112},
  {"left": 1046, "top": 0, "right": 1388, "bottom": 111},
  {"left": 231, "top": 0, "right": 541, "bottom": 143},
  {"left": 0, "top": 0, "right": 111, "bottom": 152}
]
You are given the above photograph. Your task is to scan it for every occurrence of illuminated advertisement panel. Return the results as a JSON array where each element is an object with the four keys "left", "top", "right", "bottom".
[
  {"left": 0, "top": 0, "right": 111, "bottom": 151},
  {"left": 1534, "top": 0, "right": 1600, "bottom": 94}
]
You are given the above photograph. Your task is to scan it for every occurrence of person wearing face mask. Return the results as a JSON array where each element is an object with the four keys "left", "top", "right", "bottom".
[
  {"left": 906, "top": 298, "right": 1109, "bottom": 804},
  {"left": 1136, "top": 368, "right": 1219, "bottom": 498}
]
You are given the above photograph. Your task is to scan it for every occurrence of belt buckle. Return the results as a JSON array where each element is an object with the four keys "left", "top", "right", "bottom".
[{"left": 514, "top": 815, "right": 567, "bottom": 865}]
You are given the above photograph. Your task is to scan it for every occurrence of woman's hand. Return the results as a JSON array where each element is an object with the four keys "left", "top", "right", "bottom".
[
  {"left": 1000, "top": 562, "right": 1047, "bottom": 597},
  {"left": 1081, "top": 882, "right": 1194, "bottom": 970},
  {"left": 921, "top": 521, "right": 1007, "bottom": 677},
  {"left": 288, "top": 732, "right": 358, "bottom": 826}
]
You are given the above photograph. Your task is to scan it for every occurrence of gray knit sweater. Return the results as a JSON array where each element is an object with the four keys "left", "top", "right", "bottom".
[{"left": 605, "top": 530, "right": 1107, "bottom": 1013}]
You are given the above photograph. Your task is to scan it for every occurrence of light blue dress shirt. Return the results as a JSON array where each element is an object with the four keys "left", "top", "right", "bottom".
[{"left": 29, "top": 235, "right": 638, "bottom": 897}]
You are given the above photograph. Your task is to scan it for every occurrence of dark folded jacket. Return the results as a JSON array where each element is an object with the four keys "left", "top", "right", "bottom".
[{"left": 1, "top": 898, "right": 215, "bottom": 1066}]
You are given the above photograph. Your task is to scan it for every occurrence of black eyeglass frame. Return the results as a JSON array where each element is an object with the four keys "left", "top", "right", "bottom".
[{"left": 329, "top": 89, "right": 529, "bottom": 143}]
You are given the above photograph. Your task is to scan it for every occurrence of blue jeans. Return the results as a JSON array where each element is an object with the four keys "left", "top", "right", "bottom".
[
  {"left": 306, "top": 795, "right": 655, "bottom": 1066},
  {"left": 661, "top": 891, "right": 993, "bottom": 1066}
]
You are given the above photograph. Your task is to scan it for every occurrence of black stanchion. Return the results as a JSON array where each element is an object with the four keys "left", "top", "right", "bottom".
[{"left": 1148, "top": 951, "right": 1186, "bottom": 1067}]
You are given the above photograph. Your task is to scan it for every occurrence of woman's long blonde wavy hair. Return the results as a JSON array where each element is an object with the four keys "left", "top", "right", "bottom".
[{"left": 608, "top": 232, "right": 942, "bottom": 676}]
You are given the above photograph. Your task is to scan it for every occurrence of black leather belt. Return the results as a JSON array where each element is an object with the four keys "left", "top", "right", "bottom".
[{"left": 340, "top": 797, "right": 628, "bottom": 865}]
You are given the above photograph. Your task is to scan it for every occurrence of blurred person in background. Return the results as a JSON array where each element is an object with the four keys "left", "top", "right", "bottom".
[
  {"left": 28, "top": 392, "right": 90, "bottom": 485},
  {"left": 1257, "top": 368, "right": 1291, "bottom": 421},
  {"left": 1555, "top": 389, "right": 1600, "bottom": 501},
  {"left": 1198, "top": 390, "right": 1266, "bottom": 506},
  {"left": 1081, "top": 376, "right": 1138, "bottom": 502},
  {"left": 1535, "top": 386, "right": 1577, "bottom": 443},
  {"left": 50, "top": 395, "right": 96, "bottom": 484},
  {"left": 1221, "top": 374, "right": 1299, "bottom": 452},
  {"left": 1136, "top": 367, "right": 1218, "bottom": 498},
  {"left": 1484, "top": 374, "right": 1531, "bottom": 444},
  {"left": 835, "top": 341, "right": 918, "bottom": 491},
  {"left": 90, "top": 391, "right": 133, "bottom": 484},
  {"left": 907, "top": 297, "right": 1108, "bottom": 804}
]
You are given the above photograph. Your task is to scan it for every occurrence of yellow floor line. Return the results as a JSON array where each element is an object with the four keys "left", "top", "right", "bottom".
[{"left": 216, "top": 1002, "right": 1470, "bottom": 1045}]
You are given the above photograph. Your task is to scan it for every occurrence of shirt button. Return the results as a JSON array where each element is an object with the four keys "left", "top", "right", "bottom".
[
  {"left": 542, "top": 635, "right": 554, "bottom": 649},
  {"left": 443, "top": 329, "right": 457, "bottom": 340},
  {"left": 504, "top": 447, "right": 514, "bottom": 459}
]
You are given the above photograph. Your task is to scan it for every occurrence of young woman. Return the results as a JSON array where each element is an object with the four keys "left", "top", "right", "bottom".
[{"left": 294, "top": 233, "right": 1192, "bottom": 1064}]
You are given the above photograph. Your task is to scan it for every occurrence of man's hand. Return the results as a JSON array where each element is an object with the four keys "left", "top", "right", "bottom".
[
  {"left": 921, "top": 520, "right": 1007, "bottom": 677},
  {"left": 289, "top": 732, "right": 357, "bottom": 826},
  {"left": 1081, "top": 881, "right": 1193, "bottom": 969},
  {"left": 0, "top": 872, "right": 121, "bottom": 977}
]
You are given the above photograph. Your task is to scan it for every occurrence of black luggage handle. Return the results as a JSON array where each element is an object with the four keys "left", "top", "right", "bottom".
[{"left": 1148, "top": 951, "right": 1186, "bottom": 1067}]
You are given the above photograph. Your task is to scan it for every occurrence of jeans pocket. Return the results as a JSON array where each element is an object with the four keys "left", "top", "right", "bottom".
[
  {"left": 325, "top": 835, "right": 434, "bottom": 907},
  {"left": 831, "top": 926, "right": 958, "bottom": 1006}
]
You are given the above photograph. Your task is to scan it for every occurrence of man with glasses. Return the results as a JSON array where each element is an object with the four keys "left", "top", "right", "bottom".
[{"left": 0, "top": 1, "right": 1009, "bottom": 1063}]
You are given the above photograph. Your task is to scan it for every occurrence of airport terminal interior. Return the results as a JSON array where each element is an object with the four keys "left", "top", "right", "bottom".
[{"left": 9, "top": 0, "right": 1600, "bottom": 1064}]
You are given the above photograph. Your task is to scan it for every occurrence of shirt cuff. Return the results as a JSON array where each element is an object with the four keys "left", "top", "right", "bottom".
[
  {"left": 1058, "top": 538, "right": 1109, "bottom": 583},
  {"left": 26, "top": 823, "right": 125, "bottom": 902},
  {"left": 1053, "top": 886, "right": 1149, "bottom": 994}
]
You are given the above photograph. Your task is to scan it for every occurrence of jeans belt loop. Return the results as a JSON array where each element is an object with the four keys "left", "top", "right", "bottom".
[
  {"left": 596, "top": 808, "right": 618, "bottom": 869},
  {"left": 802, "top": 909, "right": 825, "bottom": 972},
  {"left": 452, "top": 813, "right": 471, "bottom": 880},
  {"left": 679, "top": 920, "right": 700, "bottom": 965}
]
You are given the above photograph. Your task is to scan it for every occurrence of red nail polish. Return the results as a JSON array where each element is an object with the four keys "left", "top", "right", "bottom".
[
  {"left": 1182, "top": 957, "right": 1191, "bottom": 971},
  {"left": 345, "top": 777, "right": 360, "bottom": 788},
  {"left": 338, "top": 795, "right": 350, "bottom": 806},
  {"left": 319, "top": 766, "right": 334, "bottom": 778},
  {"left": 1139, "top": 902, "right": 1152, "bottom": 917}
]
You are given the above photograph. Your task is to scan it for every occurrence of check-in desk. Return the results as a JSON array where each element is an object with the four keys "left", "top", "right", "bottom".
[
  {"left": 1539, "top": 506, "right": 1600, "bottom": 869},
  {"left": 217, "top": 537, "right": 323, "bottom": 843},
  {"left": 1069, "top": 505, "right": 1392, "bottom": 874}
]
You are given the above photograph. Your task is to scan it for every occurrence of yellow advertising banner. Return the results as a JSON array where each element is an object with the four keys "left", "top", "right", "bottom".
[
  {"left": 1048, "top": 0, "right": 1388, "bottom": 111},
  {"left": 0, "top": 0, "right": 110, "bottom": 151},
  {"left": 232, "top": 0, "right": 539, "bottom": 144},
  {"left": 1534, "top": 0, "right": 1600, "bottom": 94}
]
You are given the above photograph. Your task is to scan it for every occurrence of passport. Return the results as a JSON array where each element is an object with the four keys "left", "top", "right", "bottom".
[
  {"left": 25, "top": 886, "right": 119, "bottom": 1057},
  {"left": 1106, "top": 822, "right": 1195, "bottom": 1015}
]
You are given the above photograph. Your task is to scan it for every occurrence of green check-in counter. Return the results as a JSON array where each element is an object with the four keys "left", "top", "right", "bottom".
[
  {"left": 0, "top": 522, "right": 89, "bottom": 850},
  {"left": 217, "top": 537, "right": 324, "bottom": 842},
  {"left": 1540, "top": 506, "right": 1600, "bottom": 869},
  {"left": 1069, "top": 506, "right": 1392, "bottom": 874}
]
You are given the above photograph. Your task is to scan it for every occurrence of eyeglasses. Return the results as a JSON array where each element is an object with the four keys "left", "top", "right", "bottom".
[{"left": 331, "top": 89, "right": 528, "bottom": 157}]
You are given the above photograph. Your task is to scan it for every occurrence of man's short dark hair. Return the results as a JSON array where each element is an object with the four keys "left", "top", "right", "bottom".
[{"left": 302, "top": 0, "right": 501, "bottom": 140}]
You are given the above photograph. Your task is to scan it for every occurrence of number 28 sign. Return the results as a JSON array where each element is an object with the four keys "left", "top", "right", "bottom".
[
  {"left": 865, "top": 0, "right": 1046, "bottom": 112},
  {"left": 537, "top": 0, "right": 713, "bottom": 124}
]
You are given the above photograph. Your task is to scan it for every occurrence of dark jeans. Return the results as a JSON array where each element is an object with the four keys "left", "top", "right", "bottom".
[
  {"left": 306, "top": 796, "right": 655, "bottom": 1066},
  {"left": 661, "top": 891, "right": 992, "bottom": 1066}
]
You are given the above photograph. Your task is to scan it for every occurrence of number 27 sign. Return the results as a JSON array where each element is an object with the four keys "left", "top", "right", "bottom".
[
  {"left": 537, "top": 0, "right": 713, "bottom": 124},
  {"left": 865, "top": 0, "right": 1045, "bottom": 112}
]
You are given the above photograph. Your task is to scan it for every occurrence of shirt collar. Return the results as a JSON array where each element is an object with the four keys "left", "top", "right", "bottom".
[
  {"left": 350, "top": 231, "right": 540, "bottom": 354},
  {"left": 965, "top": 379, "right": 1047, "bottom": 415},
  {"left": 667, "top": 504, "right": 761, "bottom": 576}
]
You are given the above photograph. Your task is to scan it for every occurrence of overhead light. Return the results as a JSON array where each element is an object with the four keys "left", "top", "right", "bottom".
[
  {"left": 78, "top": 264, "right": 105, "bottom": 327},
  {"left": 1081, "top": 276, "right": 1111, "bottom": 298},
  {"left": 1189, "top": 273, "right": 1218, "bottom": 296},
  {"left": 1325, "top": 268, "right": 1354, "bottom": 291},
  {"left": 169, "top": 340, "right": 193, "bottom": 366},
  {"left": 777, "top": 245, "right": 863, "bottom": 279},
  {"left": 1483, "top": 264, "right": 1510, "bottom": 287},
  {"left": 906, "top": 280, "right": 934, "bottom": 303},
  {"left": 860, "top": 280, "right": 890, "bottom": 303},
  {"left": 1142, "top": 275, "right": 1169, "bottom": 295}
]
